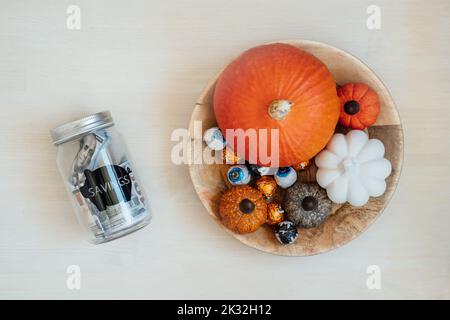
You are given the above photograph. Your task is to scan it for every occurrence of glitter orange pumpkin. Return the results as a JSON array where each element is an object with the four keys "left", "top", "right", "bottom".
[{"left": 219, "top": 186, "right": 267, "bottom": 234}]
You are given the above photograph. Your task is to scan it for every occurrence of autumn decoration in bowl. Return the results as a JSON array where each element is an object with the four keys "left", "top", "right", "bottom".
[{"left": 189, "top": 40, "right": 403, "bottom": 256}]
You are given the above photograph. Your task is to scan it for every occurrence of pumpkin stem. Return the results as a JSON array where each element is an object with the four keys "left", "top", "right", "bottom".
[
  {"left": 301, "top": 196, "right": 318, "bottom": 211},
  {"left": 268, "top": 100, "right": 293, "bottom": 120},
  {"left": 342, "top": 158, "right": 360, "bottom": 176},
  {"left": 344, "top": 100, "right": 360, "bottom": 115},
  {"left": 239, "top": 199, "right": 255, "bottom": 214}
]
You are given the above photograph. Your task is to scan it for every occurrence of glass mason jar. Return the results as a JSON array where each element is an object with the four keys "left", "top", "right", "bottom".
[{"left": 50, "top": 111, "right": 151, "bottom": 244}]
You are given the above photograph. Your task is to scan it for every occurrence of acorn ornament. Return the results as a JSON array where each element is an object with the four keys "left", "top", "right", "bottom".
[
  {"left": 222, "top": 146, "right": 242, "bottom": 164},
  {"left": 274, "top": 167, "right": 297, "bottom": 189},
  {"left": 227, "top": 165, "right": 251, "bottom": 186},
  {"left": 255, "top": 176, "right": 277, "bottom": 200},
  {"left": 266, "top": 202, "right": 285, "bottom": 225},
  {"left": 203, "top": 127, "right": 226, "bottom": 151},
  {"left": 274, "top": 221, "right": 298, "bottom": 245},
  {"left": 293, "top": 160, "right": 310, "bottom": 171}
]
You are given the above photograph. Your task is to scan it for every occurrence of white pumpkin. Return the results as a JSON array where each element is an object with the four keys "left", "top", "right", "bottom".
[{"left": 315, "top": 130, "right": 392, "bottom": 206}]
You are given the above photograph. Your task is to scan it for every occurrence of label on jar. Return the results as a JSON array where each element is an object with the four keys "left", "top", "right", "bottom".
[
  {"left": 79, "top": 164, "right": 132, "bottom": 211},
  {"left": 69, "top": 131, "right": 147, "bottom": 239}
]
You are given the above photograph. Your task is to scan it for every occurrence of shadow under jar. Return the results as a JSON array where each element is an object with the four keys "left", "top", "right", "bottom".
[{"left": 51, "top": 111, "right": 151, "bottom": 244}]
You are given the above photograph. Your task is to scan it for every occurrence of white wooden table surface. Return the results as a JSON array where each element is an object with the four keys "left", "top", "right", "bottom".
[{"left": 0, "top": 0, "right": 448, "bottom": 299}]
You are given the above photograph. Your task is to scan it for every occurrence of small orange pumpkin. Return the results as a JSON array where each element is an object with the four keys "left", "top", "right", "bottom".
[
  {"left": 338, "top": 83, "right": 380, "bottom": 129},
  {"left": 213, "top": 43, "right": 340, "bottom": 167},
  {"left": 219, "top": 186, "right": 267, "bottom": 234}
]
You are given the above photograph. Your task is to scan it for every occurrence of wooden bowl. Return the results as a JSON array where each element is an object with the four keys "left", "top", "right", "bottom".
[{"left": 188, "top": 40, "right": 403, "bottom": 256}]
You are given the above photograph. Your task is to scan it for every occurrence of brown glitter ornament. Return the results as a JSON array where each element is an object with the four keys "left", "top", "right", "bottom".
[
  {"left": 255, "top": 176, "right": 277, "bottom": 199},
  {"left": 219, "top": 186, "right": 267, "bottom": 234},
  {"left": 293, "top": 160, "right": 310, "bottom": 171},
  {"left": 283, "top": 182, "right": 332, "bottom": 228},
  {"left": 267, "top": 202, "right": 285, "bottom": 225},
  {"left": 222, "top": 146, "right": 242, "bottom": 164}
]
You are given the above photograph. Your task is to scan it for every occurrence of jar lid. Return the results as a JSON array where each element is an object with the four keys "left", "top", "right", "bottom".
[{"left": 50, "top": 111, "right": 114, "bottom": 145}]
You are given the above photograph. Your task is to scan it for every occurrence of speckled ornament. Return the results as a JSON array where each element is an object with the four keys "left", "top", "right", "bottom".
[
  {"left": 267, "top": 202, "right": 285, "bottom": 225},
  {"left": 219, "top": 186, "right": 267, "bottom": 234},
  {"left": 283, "top": 182, "right": 332, "bottom": 228},
  {"left": 274, "top": 221, "right": 298, "bottom": 245},
  {"left": 255, "top": 176, "right": 277, "bottom": 199}
]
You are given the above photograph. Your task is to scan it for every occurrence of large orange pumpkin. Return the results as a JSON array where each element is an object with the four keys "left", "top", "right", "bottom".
[{"left": 213, "top": 43, "right": 340, "bottom": 167}]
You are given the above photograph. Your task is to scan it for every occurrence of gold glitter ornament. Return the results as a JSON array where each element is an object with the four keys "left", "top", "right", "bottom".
[
  {"left": 293, "top": 160, "right": 310, "bottom": 171},
  {"left": 255, "top": 176, "right": 277, "bottom": 199},
  {"left": 222, "top": 147, "right": 242, "bottom": 164},
  {"left": 267, "top": 202, "right": 285, "bottom": 225}
]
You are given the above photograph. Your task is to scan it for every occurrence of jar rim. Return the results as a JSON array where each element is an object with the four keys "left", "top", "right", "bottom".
[{"left": 50, "top": 111, "right": 114, "bottom": 145}]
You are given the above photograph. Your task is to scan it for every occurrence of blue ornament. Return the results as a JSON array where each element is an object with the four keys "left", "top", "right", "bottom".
[
  {"left": 227, "top": 165, "right": 251, "bottom": 186},
  {"left": 275, "top": 167, "right": 297, "bottom": 188}
]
